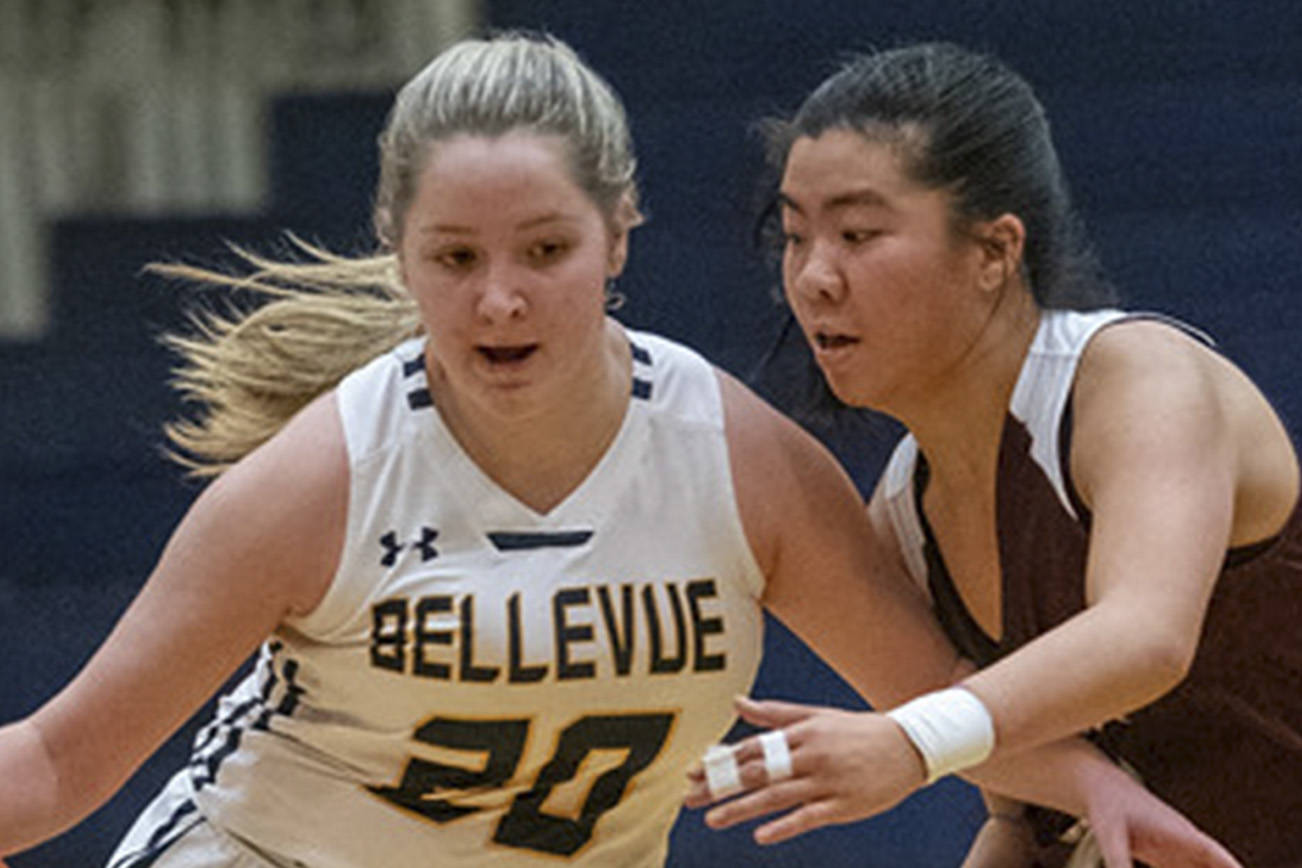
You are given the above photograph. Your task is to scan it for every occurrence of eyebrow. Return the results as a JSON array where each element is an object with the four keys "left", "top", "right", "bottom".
[
  {"left": 777, "top": 188, "right": 890, "bottom": 214},
  {"left": 417, "top": 212, "right": 579, "bottom": 235}
]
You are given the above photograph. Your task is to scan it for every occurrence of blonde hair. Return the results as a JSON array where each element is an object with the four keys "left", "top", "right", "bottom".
[{"left": 163, "top": 32, "right": 640, "bottom": 476}]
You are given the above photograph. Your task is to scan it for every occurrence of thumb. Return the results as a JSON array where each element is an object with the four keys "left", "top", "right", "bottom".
[{"left": 734, "top": 695, "right": 826, "bottom": 727}]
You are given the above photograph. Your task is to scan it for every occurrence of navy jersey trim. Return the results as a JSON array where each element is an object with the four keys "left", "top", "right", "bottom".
[
  {"left": 108, "top": 800, "right": 200, "bottom": 868},
  {"left": 189, "top": 642, "right": 305, "bottom": 791},
  {"left": 401, "top": 355, "right": 425, "bottom": 378},
  {"left": 189, "top": 698, "right": 257, "bottom": 790},
  {"left": 407, "top": 388, "right": 433, "bottom": 410},
  {"left": 631, "top": 339, "right": 653, "bottom": 400},
  {"left": 488, "top": 530, "right": 595, "bottom": 551}
]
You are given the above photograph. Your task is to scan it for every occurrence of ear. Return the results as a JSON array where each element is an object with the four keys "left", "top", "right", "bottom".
[
  {"left": 974, "top": 213, "right": 1026, "bottom": 293},
  {"left": 607, "top": 190, "right": 643, "bottom": 278},
  {"left": 608, "top": 228, "right": 630, "bottom": 277}
]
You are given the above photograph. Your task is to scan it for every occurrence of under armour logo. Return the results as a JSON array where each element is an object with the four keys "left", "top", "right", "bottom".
[{"left": 379, "top": 527, "right": 440, "bottom": 566}]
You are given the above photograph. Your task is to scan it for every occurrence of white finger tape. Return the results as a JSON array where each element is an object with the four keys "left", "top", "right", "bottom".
[
  {"left": 758, "top": 730, "right": 793, "bottom": 782},
  {"left": 703, "top": 743, "right": 743, "bottom": 799}
]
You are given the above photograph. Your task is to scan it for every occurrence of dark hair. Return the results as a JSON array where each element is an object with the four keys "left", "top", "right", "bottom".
[
  {"left": 752, "top": 42, "right": 1115, "bottom": 429},
  {"left": 765, "top": 41, "right": 1114, "bottom": 309}
]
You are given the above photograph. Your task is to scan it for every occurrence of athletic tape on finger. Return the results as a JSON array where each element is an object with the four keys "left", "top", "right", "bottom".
[
  {"left": 758, "top": 730, "right": 793, "bottom": 782},
  {"left": 703, "top": 744, "right": 743, "bottom": 799}
]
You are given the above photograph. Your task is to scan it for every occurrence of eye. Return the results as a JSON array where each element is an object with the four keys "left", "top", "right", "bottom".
[
  {"left": 433, "top": 247, "right": 477, "bottom": 270},
  {"left": 527, "top": 238, "right": 570, "bottom": 264},
  {"left": 842, "top": 228, "right": 882, "bottom": 245},
  {"left": 781, "top": 227, "right": 805, "bottom": 249}
]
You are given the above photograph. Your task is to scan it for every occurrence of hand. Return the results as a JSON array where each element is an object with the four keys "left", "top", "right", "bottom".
[
  {"left": 1083, "top": 778, "right": 1243, "bottom": 868},
  {"left": 684, "top": 696, "right": 927, "bottom": 845}
]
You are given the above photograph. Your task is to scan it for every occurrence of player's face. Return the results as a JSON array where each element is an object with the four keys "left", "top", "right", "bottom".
[
  {"left": 779, "top": 129, "right": 992, "bottom": 414},
  {"left": 398, "top": 131, "right": 625, "bottom": 418}
]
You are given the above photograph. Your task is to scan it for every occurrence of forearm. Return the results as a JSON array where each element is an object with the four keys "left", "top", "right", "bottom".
[
  {"left": 0, "top": 719, "right": 73, "bottom": 855},
  {"left": 962, "top": 734, "right": 1123, "bottom": 818},
  {"left": 959, "top": 603, "right": 1189, "bottom": 758}
]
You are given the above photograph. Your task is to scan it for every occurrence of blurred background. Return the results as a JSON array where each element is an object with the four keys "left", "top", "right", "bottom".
[{"left": 2, "top": 1, "right": 1299, "bottom": 865}]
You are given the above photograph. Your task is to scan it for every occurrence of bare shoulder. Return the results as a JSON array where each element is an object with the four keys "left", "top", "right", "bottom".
[
  {"left": 716, "top": 368, "right": 855, "bottom": 493},
  {"left": 1077, "top": 316, "right": 1288, "bottom": 441},
  {"left": 180, "top": 390, "right": 349, "bottom": 616},
  {"left": 1079, "top": 318, "right": 1214, "bottom": 386},
  {"left": 713, "top": 370, "right": 959, "bottom": 703},
  {"left": 1073, "top": 318, "right": 1249, "bottom": 445},
  {"left": 715, "top": 368, "right": 834, "bottom": 478},
  {"left": 714, "top": 368, "right": 867, "bottom": 574},
  {"left": 1074, "top": 317, "right": 1297, "bottom": 539}
]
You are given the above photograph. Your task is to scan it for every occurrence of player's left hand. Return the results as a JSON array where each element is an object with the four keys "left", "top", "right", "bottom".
[
  {"left": 684, "top": 695, "right": 926, "bottom": 844},
  {"left": 1084, "top": 774, "right": 1244, "bottom": 868}
]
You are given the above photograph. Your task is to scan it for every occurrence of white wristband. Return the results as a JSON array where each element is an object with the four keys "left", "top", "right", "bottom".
[{"left": 885, "top": 687, "right": 995, "bottom": 783}]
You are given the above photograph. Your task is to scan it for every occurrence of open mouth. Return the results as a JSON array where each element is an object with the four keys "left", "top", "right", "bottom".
[
  {"left": 814, "top": 332, "right": 859, "bottom": 350},
  {"left": 477, "top": 344, "right": 538, "bottom": 364}
]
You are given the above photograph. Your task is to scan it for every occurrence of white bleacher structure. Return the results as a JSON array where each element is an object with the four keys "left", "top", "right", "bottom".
[{"left": 0, "top": 0, "right": 477, "bottom": 338}]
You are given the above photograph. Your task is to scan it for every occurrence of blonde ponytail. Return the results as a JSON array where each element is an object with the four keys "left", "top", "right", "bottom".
[{"left": 158, "top": 237, "right": 420, "bottom": 477}]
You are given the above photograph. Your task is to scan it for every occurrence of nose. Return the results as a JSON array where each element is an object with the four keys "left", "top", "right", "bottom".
[
  {"left": 475, "top": 266, "right": 527, "bottom": 323},
  {"left": 788, "top": 240, "right": 846, "bottom": 305}
]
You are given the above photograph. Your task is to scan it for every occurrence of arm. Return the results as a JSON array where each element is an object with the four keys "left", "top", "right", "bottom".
[
  {"left": 694, "top": 365, "right": 1248, "bottom": 866},
  {"left": 716, "top": 370, "right": 961, "bottom": 709},
  {"left": 709, "top": 372, "right": 1113, "bottom": 816},
  {"left": 959, "top": 321, "right": 1295, "bottom": 753},
  {"left": 0, "top": 392, "right": 347, "bottom": 855}
]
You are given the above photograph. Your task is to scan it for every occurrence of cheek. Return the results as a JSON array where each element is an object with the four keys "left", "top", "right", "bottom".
[
  {"left": 853, "top": 243, "right": 958, "bottom": 312},
  {"left": 405, "top": 275, "right": 458, "bottom": 324},
  {"left": 553, "top": 256, "right": 612, "bottom": 316}
]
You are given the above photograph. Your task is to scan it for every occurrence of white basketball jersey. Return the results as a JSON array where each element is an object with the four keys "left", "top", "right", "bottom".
[
  {"left": 183, "top": 327, "right": 765, "bottom": 867},
  {"left": 879, "top": 307, "right": 1207, "bottom": 590}
]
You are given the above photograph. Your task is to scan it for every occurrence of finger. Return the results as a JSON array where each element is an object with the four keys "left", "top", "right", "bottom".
[
  {"left": 1133, "top": 833, "right": 1244, "bottom": 868},
  {"left": 696, "top": 733, "right": 777, "bottom": 783},
  {"left": 684, "top": 776, "right": 713, "bottom": 809},
  {"left": 684, "top": 742, "right": 755, "bottom": 808},
  {"left": 685, "top": 733, "right": 791, "bottom": 808},
  {"left": 703, "top": 778, "right": 814, "bottom": 830},
  {"left": 1202, "top": 839, "right": 1245, "bottom": 868},
  {"left": 1207, "top": 847, "right": 1246, "bottom": 868},
  {"left": 682, "top": 786, "right": 713, "bottom": 812},
  {"left": 753, "top": 798, "right": 840, "bottom": 845},
  {"left": 734, "top": 696, "right": 828, "bottom": 728},
  {"left": 1093, "top": 821, "right": 1134, "bottom": 868},
  {"left": 688, "top": 749, "right": 792, "bottom": 811}
]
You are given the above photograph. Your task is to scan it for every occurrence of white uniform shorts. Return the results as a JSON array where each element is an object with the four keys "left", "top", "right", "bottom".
[{"left": 106, "top": 771, "right": 294, "bottom": 868}]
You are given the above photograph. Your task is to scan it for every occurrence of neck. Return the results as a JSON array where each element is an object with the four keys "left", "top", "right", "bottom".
[
  {"left": 430, "top": 320, "right": 631, "bottom": 513},
  {"left": 896, "top": 287, "right": 1041, "bottom": 490}
]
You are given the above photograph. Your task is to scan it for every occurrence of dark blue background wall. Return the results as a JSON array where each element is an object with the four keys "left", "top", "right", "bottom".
[{"left": 3, "top": 2, "right": 1299, "bottom": 865}]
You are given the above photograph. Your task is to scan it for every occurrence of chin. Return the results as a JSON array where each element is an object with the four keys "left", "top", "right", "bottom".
[
  {"left": 816, "top": 369, "right": 857, "bottom": 404},
  {"left": 823, "top": 375, "right": 883, "bottom": 411}
]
